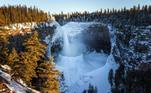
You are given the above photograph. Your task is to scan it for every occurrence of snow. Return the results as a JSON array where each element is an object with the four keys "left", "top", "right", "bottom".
[
  {"left": 7, "top": 22, "right": 37, "bottom": 30},
  {"left": 61, "top": 22, "right": 97, "bottom": 37},
  {"left": 56, "top": 52, "right": 109, "bottom": 93},
  {"left": 69, "top": 54, "right": 118, "bottom": 93},
  {"left": 51, "top": 22, "right": 118, "bottom": 93},
  {"left": 108, "top": 24, "right": 116, "bottom": 51},
  {"left": 146, "top": 25, "right": 151, "bottom": 29},
  {"left": 44, "top": 35, "right": 51, "bottom": 44},
  {"left": 51, "top": 22, "right": 101, "bottom": 43},
  {"left": 49, "top": 21, "right": 60, "bottom": 27},
  {"left": 56, "top": 52, "right": 108, "bottom": 85},
  {"left": 0, "top": 65, "right": 11, "bottom": 71},
  {"left": 0, "top": 70, "right": 11, "bottom": 83},
  {"left": 0, "top": 69, "right": 40, "bottom": 93},
  {"left": 0, "top": 69, "right": 26, "bottom": 93}
]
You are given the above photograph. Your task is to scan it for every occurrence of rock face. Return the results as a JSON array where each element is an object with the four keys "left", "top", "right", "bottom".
[
  {"left": 113, "top": 25, "right": 151, "bottom": 67},
  {"left": 110, "top": 25, "right": 151, "bottom": 93},
  {"left": 81, "top": 24, "right": 111, "bottom": 54}
]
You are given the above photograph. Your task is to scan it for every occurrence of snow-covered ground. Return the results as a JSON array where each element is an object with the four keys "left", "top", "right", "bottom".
[
  {"left": 56, "top": 52, "right": 108, "bottom": 87},
  {"left": 69, "top": 54, "right": 117, "bottom": 93},
  {"left": 2, "top": 22, "right": 37, "bottom": 30}
]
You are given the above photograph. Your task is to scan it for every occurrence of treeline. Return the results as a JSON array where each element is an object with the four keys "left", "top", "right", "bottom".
[
  {"left": 0, "top": 5, "right": 49, "bottom": 26},
  {"left": 54, "top": 4, "right": 151, "bottom": 26},
  {"left": 0, "top": 30, "right": 60, "bottom": 93}
]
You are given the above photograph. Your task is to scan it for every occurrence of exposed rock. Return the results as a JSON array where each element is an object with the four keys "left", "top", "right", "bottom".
[
  {"left": 111, "top": 25, "right": 151, "bottom": 93},
  {"left": 82, "top": 24, "right": 111, "bottom": 54}
]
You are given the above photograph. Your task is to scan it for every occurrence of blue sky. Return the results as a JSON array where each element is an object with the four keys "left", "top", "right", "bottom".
[{"left": 0, "top": 0, "right": 150, "bottom": 13}]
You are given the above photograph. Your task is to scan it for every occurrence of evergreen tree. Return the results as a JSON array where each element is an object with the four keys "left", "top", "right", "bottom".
[
  {"left": 36, "top": 57, "right": 60, "bottom": 93},
  {"left": 7, "top": 48, "right": 19, "bottom": 70},
  {"left": 10, "top": 52, "right": 38, "bottom": 86},
  {"left": 0, "top": 32, "right": 9, "bottom": 64},
  {"left": 17, "top": 31, "right": 46, "bottom": 85},
  {"left": 9, "top": 31, "right": 46, "bottom": 85},
  {"left": 0, "top": 5, "right": 48, "bottom": 26},
  {"left": 18, "top": 52, "right": 37, "bottom": 85},
  {"left": 23, "top": 31, "right": 46, "bottom": 62}
]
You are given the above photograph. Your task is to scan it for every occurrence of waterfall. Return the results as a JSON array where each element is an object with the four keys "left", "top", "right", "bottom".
[
  {"left": 45, "top": 21, "right": 62, "bottom": 57},
  {"left": 47, "top": 42, "right": 51, "bottom": 57},
  {"left": 43, "top": 22, "right": 119, "bottom": 93},
  {"left": 54, "top": 22, "right": 110, "bottom": 93},
  {"left": 63, "top": 30, "right": 71, "bottom": 56}
]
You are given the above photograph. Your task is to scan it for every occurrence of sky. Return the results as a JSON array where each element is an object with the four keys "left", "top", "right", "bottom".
[{"left": 0, "top": 0, "right": 150, "bottom": 14}]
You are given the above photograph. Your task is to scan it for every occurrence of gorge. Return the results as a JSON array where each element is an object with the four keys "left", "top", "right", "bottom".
[{"left": 43, "top": 21, "right": 118, "bottom": 93}]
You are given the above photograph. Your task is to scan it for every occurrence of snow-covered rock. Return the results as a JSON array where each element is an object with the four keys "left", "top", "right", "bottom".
[{"left": 0, "top": 68, "right": 40, "bottom": 93}]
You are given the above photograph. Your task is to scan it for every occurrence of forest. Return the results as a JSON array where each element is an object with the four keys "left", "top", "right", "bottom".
[
  {"left": 0, "top": 5, "right": 48, "bottom": 26},
  {"left": 54, "top": 4, "right": 151, "bottom": 26}
]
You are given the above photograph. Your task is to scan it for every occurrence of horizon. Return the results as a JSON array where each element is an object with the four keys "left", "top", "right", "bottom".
[{"left": 0, "top": 0, "right": 151, "bottom": 14}]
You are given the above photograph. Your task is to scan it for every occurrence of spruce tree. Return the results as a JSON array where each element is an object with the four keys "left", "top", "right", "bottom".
[
  {"left": 36, "top": 57, "right": 60, "bottom": 93},
  {"left": 0, "top": 32, "right": 9, "bottom": 65},
  {"left": 23, "top": 31, "right": 46, "bottom": 61},
  {"left": 18, "top": 52, "right": 37, "bottom": 85},
  {"left": 7, "top": 48, "right": 19, "bottom": 67},
  {"left": 17, "top": 31, "right": 46, "bottom": 85}
]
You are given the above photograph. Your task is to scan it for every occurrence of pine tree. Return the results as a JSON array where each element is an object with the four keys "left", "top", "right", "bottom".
[
  {"left": 10, "top": 51, "right": 37, "bottom": 85},
  {"left": 36, "top": 57, "right": 60, "bottom": 93},
  {"left": 0, "top": 5, "right": 48, "bottom": 26},
  {"left": 23, "top": 31, "right": 46, "bottom": 62},
  {"left": 19, "top": 52, "right": 37, "bottom": 85},
  {"left": 10, "top": 52, "right": 24, "bottom": 81},
  {"left": 10, "top": 32, "right": 46, "bottom": 85},
  {"left": 15, "top": 31, "right": 46, "bottom": 85},
  {"left": 0, "top": 32, "right": 9, "bottom": 65},
  {"left": 7, "top": 48, "right": 19, "bottom": 67}
]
